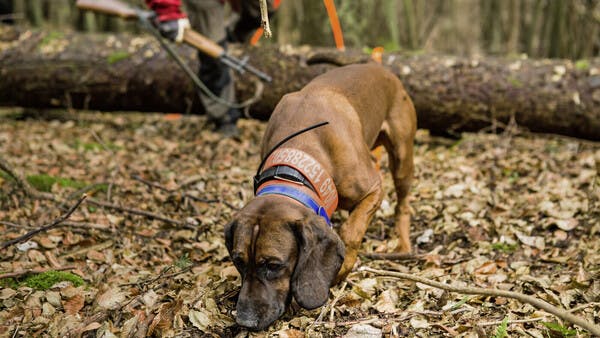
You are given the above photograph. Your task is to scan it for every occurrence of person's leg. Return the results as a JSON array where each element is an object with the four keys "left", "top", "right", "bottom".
[
  {"left": 183, "top": 0, "right": 240, "bottom": 137},
  {"left": 0, "top": 0, "right": 14, "bottom": 24}
]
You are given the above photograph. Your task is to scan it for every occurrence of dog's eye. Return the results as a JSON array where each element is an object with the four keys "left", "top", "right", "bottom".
[
  {"left": 262, "top": 262, "right": 284, "bottom": 280},
  {"left": 266, "top": 262, "right": 283, "bottom": 271}
]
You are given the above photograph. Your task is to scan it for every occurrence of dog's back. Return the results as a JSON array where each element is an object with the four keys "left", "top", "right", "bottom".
[{"left": 262, "top": 64, "right": 406, "bottom": 156}]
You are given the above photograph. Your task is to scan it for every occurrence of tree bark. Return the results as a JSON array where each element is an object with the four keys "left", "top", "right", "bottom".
[{"left": 1, "top": 30, "right": 599, "bottom": 140}]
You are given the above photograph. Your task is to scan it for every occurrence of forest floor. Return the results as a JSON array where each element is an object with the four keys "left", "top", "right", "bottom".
[{"left": 0, "top": 110, "right": 598, "bottom": 338}]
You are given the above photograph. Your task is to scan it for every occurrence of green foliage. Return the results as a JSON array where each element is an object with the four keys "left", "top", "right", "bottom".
[
  {"left": 575, "top": 59, "right": 590, "bottom": 71},
  {"left": 26, "top": 174, "right": 88, "bottom": 192},
  {"left": 175, "top": 253, "right": 192, "bottom": 269},
  {"left": 449, "top": 296, "right": 471, "bottom": 310},
  {"left": 39, "top": 31, "right": 64, "bottom": 47},
  {"left": 23, "top": 271, "right": 84, "bottom": 290},
  {"left": 507, "top": 76, "right": 523, "bottom": 88},
  {"left": 107, "top": 51, "right": 130, "bottom": 64},
  {"left": 542, "top": 322, "right": 577, "bottom": 337},
  {"left": 0, "top": 277, "right": 19, "bottom": 289},
  {"left": 72, "top": 139, "right": 121, "bottom": 152},
  {"left": 0, "top": 170, "right": 13, "bottom": 182},
  {"left": 491, "top": 242, "right": 518, "bottom": 253},
  {"left": 493, "top": 317, "right": 509, "bottom": 338}
]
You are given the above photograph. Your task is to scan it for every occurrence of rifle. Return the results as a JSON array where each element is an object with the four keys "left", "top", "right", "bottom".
[{"left": 76, "top": 0, "right": 272, "bottom": 83}]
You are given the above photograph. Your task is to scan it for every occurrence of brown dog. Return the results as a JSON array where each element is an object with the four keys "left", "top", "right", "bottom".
[{"left": 225, "top": 63, "right": 416, "bottom": 330}]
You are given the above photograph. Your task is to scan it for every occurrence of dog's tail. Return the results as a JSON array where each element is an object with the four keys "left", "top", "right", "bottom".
[{"left": 306, "top": 49, "right": 371, "bottom": 67}]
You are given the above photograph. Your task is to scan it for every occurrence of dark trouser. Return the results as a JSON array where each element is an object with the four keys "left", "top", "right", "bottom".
[
  {"left": 0, "top": 0, "right": 14, "bottom": 24},
  {"left": 182, "top": 0, "right": 274, "bottom": 124}
]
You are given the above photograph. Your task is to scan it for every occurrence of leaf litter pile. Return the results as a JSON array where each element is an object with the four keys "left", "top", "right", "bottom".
[{"left": 0, "top": 111, "right": 598, "bottom": 337}]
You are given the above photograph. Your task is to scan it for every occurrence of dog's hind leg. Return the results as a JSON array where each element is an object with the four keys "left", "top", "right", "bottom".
[{"left": 381, "top": 92, "right": 416, "bottom": 253}]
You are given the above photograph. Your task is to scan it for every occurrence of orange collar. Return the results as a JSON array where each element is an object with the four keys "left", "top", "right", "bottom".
[{"left": 258, "top": 148, "right": 338, "bottom": 217}]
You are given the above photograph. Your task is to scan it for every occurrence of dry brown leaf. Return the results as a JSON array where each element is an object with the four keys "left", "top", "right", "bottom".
[
  {"left": 148, "top": 298, "right": 183, "bottom": 336},
  {"left": 63, "top": 294, "right": 84, "bottom": 315}
]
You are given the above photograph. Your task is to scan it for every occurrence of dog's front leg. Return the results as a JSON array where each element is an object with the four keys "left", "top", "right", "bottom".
[{"left": 335, "top": 184, "right": 383, "bottom": 283}]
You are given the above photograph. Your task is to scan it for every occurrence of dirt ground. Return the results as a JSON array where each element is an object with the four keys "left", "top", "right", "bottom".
[{"left": 0, "top": 110, "right": 598, "bottom": 337}]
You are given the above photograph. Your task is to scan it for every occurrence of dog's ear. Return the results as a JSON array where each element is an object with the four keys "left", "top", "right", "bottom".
[
  {"left": 291, "top": 216, "right": 345, "bottom": 309},
  {"left": 224, "top": 220, "right": 237, "bottom": 254}
]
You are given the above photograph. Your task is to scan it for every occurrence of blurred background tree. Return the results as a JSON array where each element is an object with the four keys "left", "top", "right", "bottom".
[{"left": 1, "top": 0, "right": 599, "bottom": 59}]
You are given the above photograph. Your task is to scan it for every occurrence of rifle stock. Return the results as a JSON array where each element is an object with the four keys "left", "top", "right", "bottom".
[
  {"left": 76, "top": 0, "right": 271, "bottom": 82},
  {"left": 76, "top": 0, "right": 139, "bottom": 20},
  {"left": 182, "top": 29, "right": 224, "bottom": 59}
]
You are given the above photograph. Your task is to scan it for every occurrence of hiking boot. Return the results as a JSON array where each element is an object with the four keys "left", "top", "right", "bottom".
[{"left": 216, "top": 121, "right": 240, "bottom": 139}]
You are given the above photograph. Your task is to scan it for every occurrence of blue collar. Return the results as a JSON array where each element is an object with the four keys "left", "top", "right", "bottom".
[{"left": 256, "top": 184, "right": 331, "bottom": 226}]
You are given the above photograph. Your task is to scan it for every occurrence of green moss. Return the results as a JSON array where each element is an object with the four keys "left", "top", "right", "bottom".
[
  {"left": 107, "top": 51, "right": 130, "bottom": 64},
  {"left": 507, "top": 76, "right": 523, "bottom": 88},
  {"left": 0, "top": 277, "right": 18, "bottom": 289},
  {"left": 575, "top": 59, "right": 589, "bottom": 71},
  {"left": 39, "top": 31, "right": 64, "bottom": 47},
  {"left": 491, "top": 242, "right": 518, "bottom": 253},
  {"left": 23, "top": 271, "right": 84, "bottom": 290},
  {"left": 26, "top": 174, "right": 88, "bottom": 192},
  {"left": 0, "top": 170, "right": 14, "bottom": 182},
  {"left": 72, "top": 139, "right": 122, "bottom": 152}
]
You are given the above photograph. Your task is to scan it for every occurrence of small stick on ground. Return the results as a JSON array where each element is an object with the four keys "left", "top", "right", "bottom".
[
  {"left": 360, "top": 266, "right": 600, "bottom": 336},
  {"left": 478, "top": 317, "right": 546, "bottom": 327},
  {"left": 1, "top": 194, "right": 87, "bottom": 250},
  {"left": 0, "top": 155, "right": 55, "bottom": 201},
  {"left": 86, "top": 197, "right": 186, "bottom": 227},
  {"left": 0, "top": 265, "right": 78, "bottom": 279},
  {"left": 131, "top": 174, "right": 174, "bottom": 193},
  {"left": 360, "top": 252, "right": 423, "bottom": 261}
]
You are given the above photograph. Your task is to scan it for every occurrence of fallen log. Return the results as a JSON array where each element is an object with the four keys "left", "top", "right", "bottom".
[{"left": 1, "top": 30, "right": 599, "bottom": 140}]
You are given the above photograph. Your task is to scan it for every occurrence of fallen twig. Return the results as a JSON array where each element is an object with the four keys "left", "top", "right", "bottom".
[
  {"left": 360, "top": 266, "right": 600, "bottom": 336},
  {"left": 183, "top": 193, "right": 238, "bottom": 210},
  {"left": 360, "top": 252, "right": 423, "bottom": 261},
  {"left": 0, "top": 265, "right": 77, "bottom": 279},
  {"left": 131, "top": 174, "right": 173, "bottom": 193},
  {"left": 1, "top": 194, "right": 87, "bottom": 250},
  {"left": 478, "top": 317, "right": 546, "bottom": 327},
  {"left": 0, "top": 154, "right": 55, "bottom": 201},
  {"left": 86, "top": 197, "right": 186, "bottom": 227}
]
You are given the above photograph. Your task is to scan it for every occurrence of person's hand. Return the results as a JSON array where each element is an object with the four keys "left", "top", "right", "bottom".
[{"left": 157, "top": 18, "right": 190, "bottom": 43}]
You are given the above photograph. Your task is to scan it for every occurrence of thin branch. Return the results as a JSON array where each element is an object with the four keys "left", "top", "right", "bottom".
[
  {"left": 1, "top": 220, "right": 114, "bottom": 233},
  {"left": 0, "top": 265, "right": 78, "bottom": 279},
  {"left": 1, "top": 194, "right": 88, "bottom": 250},
  {"left": 478, "top": 317, "right": 546, "bottom": 327},
  {"left": 360, "top": 252, "right": 423, "bottom": 261},
  {"left": 0, "top": 155, "right": 55, "bottom": 201},
  {"left": 86, "top": 197, "right": 186, "bottom": 227},
  {"left": 360, "top": 267, "right": 600, "bottom": 336},
  {"left": 131, "top": 174, "right": 173, "bottom": 193},
  {"left": 183, "top": 193, "right": 239, "bottom": 210}
]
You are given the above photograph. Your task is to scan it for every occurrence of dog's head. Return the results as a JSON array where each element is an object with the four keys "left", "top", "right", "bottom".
[{"left": 224, "top": 195, "right": 345, "bottom": 331}]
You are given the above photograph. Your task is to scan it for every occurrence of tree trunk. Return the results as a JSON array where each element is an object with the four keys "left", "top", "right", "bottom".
[{"left": 1, "top": 30, "right": 599, "bottom": 140}]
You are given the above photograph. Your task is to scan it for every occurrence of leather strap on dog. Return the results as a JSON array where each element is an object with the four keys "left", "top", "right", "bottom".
[
  {"left": 259, "top": 148, "right": 338, "bottom": 217},
  {"left": 254, "top": 165, "right": 316, "bottom": 193}
]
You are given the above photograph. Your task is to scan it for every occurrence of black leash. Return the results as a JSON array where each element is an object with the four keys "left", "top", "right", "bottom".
[{"left": 254, "top": 121, "right": 329, "bottom": 179}]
